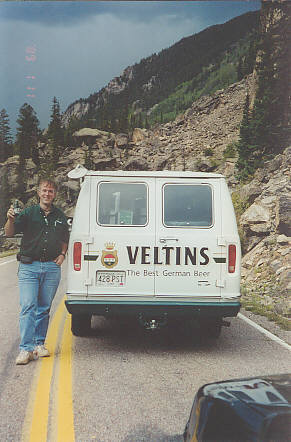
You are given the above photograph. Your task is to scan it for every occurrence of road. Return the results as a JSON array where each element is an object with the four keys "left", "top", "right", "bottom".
[{"left": 0, "top": 256, "right": 290, "bottom": 442}]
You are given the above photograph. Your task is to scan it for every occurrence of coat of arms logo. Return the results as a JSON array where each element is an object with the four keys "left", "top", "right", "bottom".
[{"left": 101, "top": 242, "right": 118, "bottom": 269}]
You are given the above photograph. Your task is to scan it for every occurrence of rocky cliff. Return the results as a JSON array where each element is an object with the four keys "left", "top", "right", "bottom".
[
  {"left": 62, "top": 66, "right": 134, "bottom": 127},
  {"left": 249, "top": 0, "right": 290, "bottom": 130}
]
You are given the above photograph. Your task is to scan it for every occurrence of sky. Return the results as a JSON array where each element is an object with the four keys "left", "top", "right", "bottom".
[{"left": 0, "top": 1, "right": 260, "bottom": 136}]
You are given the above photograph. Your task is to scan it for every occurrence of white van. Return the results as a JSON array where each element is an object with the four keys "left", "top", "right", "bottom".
[{"left": 65, "top": 166, "right": 241, "bottom": 338}]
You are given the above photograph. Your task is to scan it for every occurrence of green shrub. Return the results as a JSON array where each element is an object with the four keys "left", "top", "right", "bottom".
[
  {"left": 223, "top": 142, "right": 238, "bottom": 159},
  {"left": 203, "top": 148, "right": 214, "bottom": 157},
  {"left": 231, "top": 191, "right": 250, "bottom": 220}
]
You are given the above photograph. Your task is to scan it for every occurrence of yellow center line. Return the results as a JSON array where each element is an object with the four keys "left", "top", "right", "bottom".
[
  {"left": 22, "top": 299, "right": 66, "bottom": 442},
  {"left": 57, "top": 313, "right": 75, "bottom": 442}
]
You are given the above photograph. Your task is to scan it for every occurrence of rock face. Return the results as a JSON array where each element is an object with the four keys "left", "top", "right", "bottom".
[
  {"left": 62, "top": 66, "right": 134, "bottom": 127},
  {"left": 237, "top": 147, "right": 291, "bottom": 318},
  {"left": 63, "top": 101, "right": 90, "bottom": 126},
  {"left": 276, "top": 196, "right": 291, "bottom": 236},
  {"left": 256, "top": 0, "right": 290, "bottom": 127}
]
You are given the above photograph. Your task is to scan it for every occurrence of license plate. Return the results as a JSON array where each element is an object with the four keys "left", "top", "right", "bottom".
[{"left": 96, "top": 271, "right": 126, "bottom": 287}]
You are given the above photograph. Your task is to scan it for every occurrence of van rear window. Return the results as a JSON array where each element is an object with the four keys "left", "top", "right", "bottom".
[
  {"left": 163, "top": 184, "right": 213, "bottom": 227},
  {"left": 98, "top": 182, "right": 147, "bottom": 226}
]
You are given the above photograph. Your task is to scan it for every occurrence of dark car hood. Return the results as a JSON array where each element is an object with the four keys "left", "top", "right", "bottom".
[{"left": 202, "top": 373, "right": 291, "bottom": 410}]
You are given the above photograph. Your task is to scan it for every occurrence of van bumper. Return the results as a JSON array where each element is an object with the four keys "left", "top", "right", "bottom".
[{"left": 65, "top": 300, "right": 240, "bottom": 319}]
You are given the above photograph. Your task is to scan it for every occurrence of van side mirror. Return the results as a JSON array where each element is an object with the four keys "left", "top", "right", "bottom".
[{"left": 67, "top": 217, "right": 73, "bottom": 231}]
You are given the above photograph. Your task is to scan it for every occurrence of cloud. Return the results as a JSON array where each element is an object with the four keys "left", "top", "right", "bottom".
[
  {"left": 0, "top": 1, "right": 260, "bottom": 134},
  {"left": 0, "top": 1, "right": 260, "bottom": 27},
  {"left": 0, "top": 1, "right": 101, "bottom": 26}
]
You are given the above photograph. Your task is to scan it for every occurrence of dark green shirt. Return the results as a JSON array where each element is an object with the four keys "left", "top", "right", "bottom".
[{"left": 14, "top": 204, "right": 69, "bottom": 261}]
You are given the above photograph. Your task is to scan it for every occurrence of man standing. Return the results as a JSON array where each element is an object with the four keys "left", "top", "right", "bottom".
[{"left": 5, "top": 178, "right": 69, "bottom": 365}]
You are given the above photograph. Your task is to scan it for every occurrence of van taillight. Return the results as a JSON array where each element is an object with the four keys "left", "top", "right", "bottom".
[
  {"left": 73, "top": 242, "right": 82, "bottom": 271},
  {"left": 228, "top": 244, "right": 236, "bottom": 273}
]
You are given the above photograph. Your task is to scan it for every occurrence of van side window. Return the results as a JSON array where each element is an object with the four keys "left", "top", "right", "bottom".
[
  {"left": 163, "top": 184, "right": 213, "bottom": 227},
  {"left": 98, "top": 182, "right": 147, "bottom": 226}
]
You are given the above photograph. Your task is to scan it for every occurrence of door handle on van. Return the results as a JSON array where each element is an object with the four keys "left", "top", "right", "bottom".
[{"left": 159, "top": 238, "right": 179, "bottom": 243}]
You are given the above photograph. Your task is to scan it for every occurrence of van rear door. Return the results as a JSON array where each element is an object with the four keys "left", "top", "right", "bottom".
[
  {"left": 155, "top": 178, "right": 223, "bottom": 299},
  {"left": 87, "top": 177, "right": 156, "bottom": 298}
]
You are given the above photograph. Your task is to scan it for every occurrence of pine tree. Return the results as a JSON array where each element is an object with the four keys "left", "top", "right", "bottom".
[
  {"left": 250, "top": 36, "right": 278, "bottom": 158},
  {"left": 236, "top": 33, "right": 280, "bottom": 181},
  {"left": 119, "top": 110, "right": 129, "bottom": 134},
  {"left": 64, "top": 116, "right": 81, "bottom": 147},
  {"left": 236, "top": 93, "right": 255, "bottom": 180},
  {"left": 245, "top": 39, "right": 257, "bottom": 75},
  {"left": 129, "top": 114, "right": 136, "bottom": 131},
  {"left": 16, "top": 152, "right": 27, "bottom": 202},
  {"left": 237, "top": 58, "right": 244, "bottom": 81},
  {"left": 15, "top": 103, "right": 40, "bottom": 165},
  {"left": 137, "top": 113, "right": 143, "bottom": 128},
  {"left": 120, "top": 89, "right": 129, "bottom": 133},
  {"left": 0, "top": 167, "right": 11, "bottom": 227},
  {"left": 84, "top": 145, "right": 94, "bottom": 170},
  {"left": 46, "top": 97, "right": 65, "bottom": 168},
  {"left": 47, "top": 97, "right": 64, "bottom": 146},
  {"left": 237, "top": 38, "right": 258, "bottom": 81},
  {"left": 0, "top": 109, "right": 13, "bottom": 162}
]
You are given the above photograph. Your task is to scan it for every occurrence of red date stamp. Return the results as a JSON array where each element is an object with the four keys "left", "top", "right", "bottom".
[{"left": 25, "top": 45, "right": 37, "bottom": 98}]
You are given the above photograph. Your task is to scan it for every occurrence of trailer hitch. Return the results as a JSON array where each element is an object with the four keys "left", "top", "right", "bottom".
[{"left": 138, "top": 313, "right": 168, "bottom": 330}]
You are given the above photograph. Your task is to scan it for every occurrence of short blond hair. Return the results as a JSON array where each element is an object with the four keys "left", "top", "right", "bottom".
[{"left": 38, "top": 178, "right": 58, "bottom": 192}]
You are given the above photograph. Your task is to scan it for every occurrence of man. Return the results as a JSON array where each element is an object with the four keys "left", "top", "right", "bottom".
[{"left": 5, "top": 178, "right": 69, "bottom": 365}]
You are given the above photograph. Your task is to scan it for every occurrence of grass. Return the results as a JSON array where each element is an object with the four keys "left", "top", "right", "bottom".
[
  {"left": 0, "top": 249, "right": 19, "bottom": 258},
  {"left": 241, "top": 296, "right": 291, "bottom": 331}
]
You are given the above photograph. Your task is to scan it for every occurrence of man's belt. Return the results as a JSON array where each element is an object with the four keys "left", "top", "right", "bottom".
[{"left": 17, "top": 254, "right": 55, "bottom": 263}]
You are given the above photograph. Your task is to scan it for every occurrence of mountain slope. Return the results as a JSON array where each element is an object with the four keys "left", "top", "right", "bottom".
[{"left": 62, "top": 10, "right": 259, "bottom": 131}]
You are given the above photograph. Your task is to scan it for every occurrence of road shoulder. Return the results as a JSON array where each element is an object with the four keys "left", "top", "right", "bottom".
[{"left": 240, "top": 307, "right": 291, "bottom": 345}]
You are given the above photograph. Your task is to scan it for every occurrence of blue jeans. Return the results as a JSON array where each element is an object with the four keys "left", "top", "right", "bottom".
[{"left": 18, "top": 261, "right": 61, "bottom": 351}]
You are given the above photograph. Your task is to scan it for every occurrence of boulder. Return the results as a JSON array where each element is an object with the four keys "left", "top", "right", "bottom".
[
  {"left": 270, "top": 259, "right": 282, "bottom": 271},
  {"left": 115, "top": 134, "right": 128, "bottom": 149},
  {"left": 73, "top": 128, "right": 109, "bottom": 138},
  {"left": 275, "top": 196, "right": 291, "bottom": 236},
  {"left": 276, "top": 234, "right": 290, "bottom": 245},
  {"left": 94, "top": 158, "right": 119, "bottom": 170},
  {"left": 124, "top": 157, "right": 150, "bottom": 171},
  {"left": 265, "top": 155, "right": 283, "bottom": 172},
  {"left": 240, "top": 203, "right": 270, "bottom": 225},
  {"left": 239, "top": 181, "right": 262, "bottom": 205},
  {"left": 243, "top": 235, "right": 264, "bottom": 252},
  {"left": 132, "top": 128, "right": 148, "bottom": 144},
  {"left": 249, "top": 223, "right": 270, "bottom": 235}
]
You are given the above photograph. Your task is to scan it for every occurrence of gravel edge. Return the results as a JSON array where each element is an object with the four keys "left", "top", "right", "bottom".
[{"left": 240, "top": 307, "right": 291, "bottom": 346}]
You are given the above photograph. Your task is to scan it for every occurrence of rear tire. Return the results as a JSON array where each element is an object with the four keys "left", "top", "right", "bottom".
[
  {"left": 200, "top": 319, "right": 222, "bottom": 339},
  {"left": 71, "top": 314, "right": 92, "bottom": 336}
]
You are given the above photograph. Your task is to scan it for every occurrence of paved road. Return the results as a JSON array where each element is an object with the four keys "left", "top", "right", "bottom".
[{"left": 0, "top": 257, "right": 290, "bottom": 442}]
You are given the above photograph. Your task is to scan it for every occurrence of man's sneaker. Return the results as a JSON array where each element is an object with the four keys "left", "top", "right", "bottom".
[
  {"left": 35, "top": 344, "right": 50, "bottom": 357},
  {"left": 16, "top": 350, "right": 34, "bottom": 365}
]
